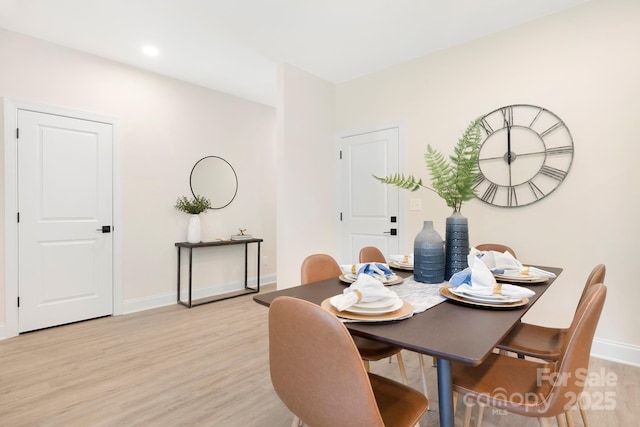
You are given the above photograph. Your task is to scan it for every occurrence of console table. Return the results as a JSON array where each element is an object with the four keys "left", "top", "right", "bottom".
[{"left": 175, "top": 238, "right": 262, "bottom": 308}]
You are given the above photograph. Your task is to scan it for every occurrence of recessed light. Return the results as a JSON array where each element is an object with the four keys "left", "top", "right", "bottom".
[{"left": 142, "top": 45, "right": 159, "bottom": 57}]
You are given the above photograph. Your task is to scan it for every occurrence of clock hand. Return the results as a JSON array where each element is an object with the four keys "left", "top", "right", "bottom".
[{"left": 506, "top": 122, "right": 512, "bottom": 165}]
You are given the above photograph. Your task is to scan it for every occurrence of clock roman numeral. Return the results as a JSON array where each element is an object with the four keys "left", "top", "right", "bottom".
[
  {"left": 540, "top": 121, "right": 566, "bottom": 138},
  {"left": 480, "top": 118, "right": 494, "bottom": 136},
  {"left": 507, "top": 186, "right": 518, "bottom": 207},
  {"left": 546, "top": 145, "right": 573, "bottom": 156},
  {"left": 527, "top": 180, "right": 545, "bottom": 200},
  {"left": 539, "top": 165, "right": 567, "bottom": 181},
  {"left": 472, "top": 173, "right": 486, "bottom": 189},
  {"left": 481, "top": 182, "right": 498, "bottom": 204},
  {"left": 501, "top": 106, "right": 513, "bottom": 128}
]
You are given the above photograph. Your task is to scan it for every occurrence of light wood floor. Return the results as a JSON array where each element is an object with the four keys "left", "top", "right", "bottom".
[{"left": 0, "top": 284, "right": 636, "bottom": 426}]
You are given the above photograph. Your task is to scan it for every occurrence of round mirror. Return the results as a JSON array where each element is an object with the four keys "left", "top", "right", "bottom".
[{"left": 190, "top": 156, "right": 238, "bottom": 209}]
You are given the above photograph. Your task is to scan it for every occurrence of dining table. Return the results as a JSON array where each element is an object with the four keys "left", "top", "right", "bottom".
[{"left": 253, "top": 265, "right": 562, "bottom": 427}]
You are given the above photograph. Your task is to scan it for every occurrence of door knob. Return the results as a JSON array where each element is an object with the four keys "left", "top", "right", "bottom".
[
  {"left": 383, "top": 228, "right": 397, "bottom": 236},
  {"left": 96, "top": 225, "right": 111, "bottom": 233}
]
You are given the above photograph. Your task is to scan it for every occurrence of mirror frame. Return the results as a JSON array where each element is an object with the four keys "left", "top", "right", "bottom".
[{"left": 190, "top": 156, "right": 238, "bottom": 210}]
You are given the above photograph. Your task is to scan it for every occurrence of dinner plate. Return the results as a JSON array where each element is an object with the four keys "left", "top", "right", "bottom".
[
  {"left": 351, "top": 296, "right": 399, "bottom": 309},
  {"left": 440, "top": 286, "right": 529, "bottom": 309},
  {"left": 329, "top": 296, "right": 404, "bottom": 315},
  {"left": 338, "top": 274, "right": 404, "bottom": 285},
  {"left": 449, "top": 288, "right": 522, "bottom": 305},
  {"left": 321, "top": 298, "right": 414, "bottom": 322},
  {"left": 493, "top": 272, "right": 549, "bottom": 284},
  {"left": 389, "top": 261, "right": 414, "bottom": 271}
]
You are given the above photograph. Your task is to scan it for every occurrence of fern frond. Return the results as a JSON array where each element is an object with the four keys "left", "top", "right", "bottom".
[{"left": 372, "top": 173, "right": 426, "bottom": 192}]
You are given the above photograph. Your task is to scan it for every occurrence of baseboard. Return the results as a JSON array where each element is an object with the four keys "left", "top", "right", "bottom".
[
  {"left": 122, "top": 274, "right": 277, "bottom": 314},
  {"left": 591, "top": 337, "right": 640, "bottom": 367}
]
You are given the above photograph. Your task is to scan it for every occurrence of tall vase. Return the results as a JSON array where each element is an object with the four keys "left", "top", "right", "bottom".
[
  {"left": 445, "top": 211, "right": 469, "bottom": 280},
  {"left": 413, "top": 220, "right": 445, "bottom": 284},
  {"left": 187, "top": 214, "right": 201, "bottom": 243}
]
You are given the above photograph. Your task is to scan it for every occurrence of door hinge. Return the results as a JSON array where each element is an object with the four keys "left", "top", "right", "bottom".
[
  {"left": 339, "top": 150, "right": 342, "bottom": 160},
  {"left": 340, "top": 212, "right": 343, "bottom": 221},
  {"left": 17, "top": 297, "right": 20, "bottom": 307},
  {"left": 17, "top": 212, "right": 20, "bottom": 223},
  {"left": 16, "top": 128, "right": 19, "bottom": 139}
]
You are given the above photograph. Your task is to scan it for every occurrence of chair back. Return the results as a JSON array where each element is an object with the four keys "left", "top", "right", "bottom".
[
  {"left": 541, "top": 283, "right": 607, "bottom": 416},
  {"left": 300, "top": 254, "right": 342, "bottom": 285},
  {"left": 359, "top": 246, "right": 386, "bottom": 263},
  {"left": 269, "top": 296, "right": 386, "bottom": 427},
  {"left": 577, "top": 264, "right": 606, "bottom": 310},
  {"left": 475, "top": 243, "right": 517, "bottom": 259}
]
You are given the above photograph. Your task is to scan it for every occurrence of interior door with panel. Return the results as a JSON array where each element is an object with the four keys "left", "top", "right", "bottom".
[
  {"left": 17, "top": 109, "right": 113, "bottom": 332},
  {"left": 339, "top": 127, "right": 401, "bottom": 263}
]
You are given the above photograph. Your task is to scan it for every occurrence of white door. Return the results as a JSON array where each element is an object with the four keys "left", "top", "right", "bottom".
[
  {"left": 17, "top": 109, "right": 113, "bottom": 333},
  {"left": 339, "top": 127, "right": 401, "bottom": 263}
]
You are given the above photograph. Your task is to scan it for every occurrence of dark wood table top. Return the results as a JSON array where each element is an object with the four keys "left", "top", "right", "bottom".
[{"left": 253, "top": 266, "right": 562, "bottom": 366}]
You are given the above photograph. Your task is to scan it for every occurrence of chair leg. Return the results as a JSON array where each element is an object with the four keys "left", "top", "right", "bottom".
[
  {"left": 566, "top": 409, "right": 576, "bottom": 427},
  {"left": 395, "top": 351, "right": 409, "bottom": 385},
  {"left": 538, "top": 418, "right": 551, "bottom": 427},
  {"left": 556, "top": 413, "right": 568, "bottom": 427},
  {"left": 462, "top": 401, "right": 473, "bottom": 427},
  {"left": 416, "top": 354, "right": 430, "bottom": 410},
  {"left": 476, "top": 403, "right": 486, "bottom": 427},
  {"left": 363, "top": 359, "right": 371, "bottom": 372},
  {"left": 291, "top": 415, "right": 302, "bottom": 427},
  {"left": 578, "top": 395, "right": 590, "bottom": 427}
]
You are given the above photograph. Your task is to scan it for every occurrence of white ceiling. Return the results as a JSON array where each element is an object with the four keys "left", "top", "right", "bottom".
[{"left": 0, "top": 0, "right": 590, "bottom": 106}]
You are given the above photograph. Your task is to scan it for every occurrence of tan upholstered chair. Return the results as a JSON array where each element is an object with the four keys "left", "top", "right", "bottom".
[
  {"left": 359, "top": 246, "right": 387, "bottom": 263},
  {"left": 474, "top": 243, "right": 517, "bottom": 258},
  {"left": 359, "top": 246, "right": 431, "bottom": 401},
  {"left": 497, "top": 264, "right": 606, "bottom": 359},
  {"left": 454, "top": 284, "right": 607, "bottom": 427},
  {"left": 494, "top": 263, "right": 606, "bottom": 427},
  {"left": 269, "top": 296, "right": 429, "bottom": 427},
  {"left": 301, "top": 254, "right": 409, "bottom": 383}
]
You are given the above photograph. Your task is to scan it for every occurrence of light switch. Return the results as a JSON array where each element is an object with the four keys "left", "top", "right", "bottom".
[{"left": 409, "top": 198, "right": 422, "bottom": 211}]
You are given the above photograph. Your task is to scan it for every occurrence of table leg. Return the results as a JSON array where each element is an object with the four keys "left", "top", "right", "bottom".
[{"left": 436, "top": 358, "right": 454, "bottom": 427}]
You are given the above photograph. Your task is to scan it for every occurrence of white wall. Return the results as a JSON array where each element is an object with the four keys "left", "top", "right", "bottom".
[
  {"left": 276, "top": 64, "right": 336, "bottom": 289},
  {"left": 335, "top": 0, "right": 640, "bottom": 362},
  {"left": 0, "top": 28, "right": 276, "bottom": 330}
]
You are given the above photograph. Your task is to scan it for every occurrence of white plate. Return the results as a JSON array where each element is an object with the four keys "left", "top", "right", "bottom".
[
  {"left": 344, "top": 273, "right": 399, "bottom": 283},
  {"left": 389, "top": 261, "right": 414, "bottom": 270},
  {"left": 352, "top": 296, "right": 399, "bottom": 310},
  {"left": 449, "top": 288, "right": 522, "bottom": 305},
  {"left": 332, "top": 297, "right": 404, "bottom": 315},
  {"left": 329, "top": 295, "right": 403, "bottom": 315}
]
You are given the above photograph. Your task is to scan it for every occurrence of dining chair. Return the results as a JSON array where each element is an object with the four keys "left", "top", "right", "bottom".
[
  {"left": 474, "top": 243, "right": 517, "bottom": 259},
  {"left": 301, "top": 254, "right": 409, "bottom": 383},
  {"left": 359, "top": 246, "right": 387, "bottom": 264},
  {"left": 453, "top": 283, "right": 607, "bottom": 427},
  {"left": 497, "top": 264, "right": 606, "bottom": 360},
  {"left": 494, "top": 263, "right": 606, "bottom": 427},
  {"left": 269, "top": 296, "right": 429, "bottom": 427},
  {"left": 359, "top": 246, "right": 432, "bottom": 401}
]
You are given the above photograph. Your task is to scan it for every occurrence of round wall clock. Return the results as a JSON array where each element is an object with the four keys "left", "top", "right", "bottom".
[{"left": 474, "top": 104, "right": 574, "bottom": 208}]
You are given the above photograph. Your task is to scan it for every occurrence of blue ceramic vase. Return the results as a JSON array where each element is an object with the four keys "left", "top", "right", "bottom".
[
  {"left": 444, "top": 211, "right": 469, "bottom": 279},
  {"left": 413, "top": 220, "right": 445, "bottom": 283}
]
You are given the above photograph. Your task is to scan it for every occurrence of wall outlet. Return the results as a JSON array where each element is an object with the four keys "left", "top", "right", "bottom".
[{"left": 409, "top": 198, "right": 422, "bottom": 211}]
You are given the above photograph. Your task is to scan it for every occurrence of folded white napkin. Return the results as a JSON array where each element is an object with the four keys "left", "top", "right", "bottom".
[
  {"left": 339, "top": 262, "right": 394, "bottom": 281},
  {"left": 388, "top": 254, "right": 414, "bottom": 265},
  {"left": 471, "top": 247, "right": 556, "bottom": 278},
  {"left": 450, "top": 255, "right": 535, "bottom": 299},
  {"left": 331, "top": 274, "right": 398, "bottom": 311}
]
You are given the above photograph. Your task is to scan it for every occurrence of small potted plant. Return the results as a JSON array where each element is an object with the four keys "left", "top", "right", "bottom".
[{"left": 175, "top": 195, "right": 211, "bottom": 243}]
